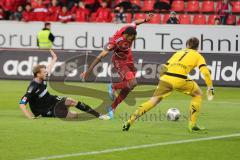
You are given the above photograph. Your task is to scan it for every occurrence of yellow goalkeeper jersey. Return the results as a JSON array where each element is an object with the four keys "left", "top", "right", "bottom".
[
  {"left": 166, "top": 48, "right": 206, "bottom": 75},
  {"left": 165, "top": 48, "right": 213, "bottom": 87}
]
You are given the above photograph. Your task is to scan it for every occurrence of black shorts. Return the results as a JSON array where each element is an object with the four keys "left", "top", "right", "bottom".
[{"left": 41, "top": 96, "right": 68, "bottom": 118}]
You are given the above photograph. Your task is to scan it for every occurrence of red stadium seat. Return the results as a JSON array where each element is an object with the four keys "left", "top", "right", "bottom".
[
  {"left": 186, "top": 0, "right": 200, "bottom": 12},
  {"left": 82, "top": 0, "right": 96, "bottom": 5},
  {"left": 179, "top": 14, "right": 191, "bottom": 24},
  {"left": 114, "top": 0, "right": 126, "bottom": 6},
  {"left": 16, "top": 0, "right": 27, "bottom": 6},
  {"left": 232, "top": 1, "right": 240, "bottom": 13},
  {"left": 201, "top": 0, "right": 215, "bottom": 13},
  {"left": 208, "top": 14, "right": 219, "bottom": 25},
  {"left": 216, "top": 1, "right": 222, "bottom": 12},
  {"left": 148, "top": 14, "right": 161, "bottom": 24},
  {"left": 130, "top": 0, "right": 141, "bottom": 7},
  {"left": 134, "top": 13, "right": 147, "bottom": 20},
  {"left": 171, "top": 0, "right": 185, "bottom": 12},
  {"left": 226, "top": 15, "right": 236, "bottom": 25},
  {"left": 111, "top": 12, "right": 115, "bottom": 22},
  {"left": 193, "top": 14, "right": 206, "bottom": 25},
  {"left": 162, "top": 14, "right": 170, "bottom": 24},
  {"left": 142, "top": 0, "right": 155, "bottom": 11},
  {"left": 160, "top": 0, "right": 170, "bottom": 3},
  {"left": 238, "top": 18, "right": 240, "bottom": 25},
  {"left": 125, "top": 13, "right": 132, "bottom": 23}
]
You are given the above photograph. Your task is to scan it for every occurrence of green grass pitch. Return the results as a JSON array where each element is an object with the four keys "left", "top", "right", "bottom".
[{"left": 0, "top": 80, "right": 240, "bottom": 160}]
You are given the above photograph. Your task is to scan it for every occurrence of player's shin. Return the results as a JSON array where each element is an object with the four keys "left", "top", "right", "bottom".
[
  {"left": 111, "top": 89, "right": 131, "bottom": 110},
  {"left": 75, "top": 102, "right": 100, "bottom": 117},
  {"left": 128, "top": 100, "right": 155, "bottom": 125},
  {"left": 189, "top": 96, "right": 202, "bottom": 127}
]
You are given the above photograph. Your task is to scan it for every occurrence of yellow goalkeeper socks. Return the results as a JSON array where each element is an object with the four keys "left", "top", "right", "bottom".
[
  {"left": 189, "top": 96, "right": 202, "bottom": 127},
  {"left": 128, "top": 100, "right": 155, "bottom": 125}
]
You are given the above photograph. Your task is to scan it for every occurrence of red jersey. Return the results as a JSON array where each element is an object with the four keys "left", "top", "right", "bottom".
[
  {"left": 43, "top": 0, "right": 50, "bottom": 5},
  {"left": 106, "top": 23, "right": 137, "bottom": 63},
  {"left": 15, "top": 0, "right": 26, "bottom": 6},
  {"left": 2, "top": 0, "right": 16, "bottom": 12},
  {"left": 95, "top": 7, "right": 112, "bottom": 22},
  {"left": 75, "top": 7, "right": 90, "bottom": 22},
  {"left": 58, "top": 11, "right": 72, "bottom": 23},
  {"left": 48, "top": 5, "right": 61, "bottom": 21},
  {"left": 217, "top": 2, "right": 231, "bottom": 16},
  {"left": 33, "top": 4, "right": 48, "bottom": 21},
  {"left": 70, "top": 5, "right": 78, "bottom": 14},
  {"left": 31, "top": 0, "right": 39, "bottom": 8},
  {"left": 22, "top": 11, "right": 34, "bottom": 21}
]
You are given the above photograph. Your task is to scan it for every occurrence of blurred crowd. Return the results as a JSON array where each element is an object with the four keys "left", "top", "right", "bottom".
[
  {"left": 0, "top": 0, "right": 239, "bottom": 25},
  {"left": 0, "top": 0, "right": 115, "bottom": 23}
]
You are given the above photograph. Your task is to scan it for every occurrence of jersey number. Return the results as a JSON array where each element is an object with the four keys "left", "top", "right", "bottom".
[
  {"left": 178, "top": 51, "right": 188, "bottom": 62},
  {"left": 56, "top": 96, "right": 62, "bottom": 101}
]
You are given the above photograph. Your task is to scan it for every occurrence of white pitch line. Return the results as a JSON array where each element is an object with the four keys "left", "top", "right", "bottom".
[
  {"left": 205, "top": 101, "right": 240, "bottom": 105},
  {"left": 167, "top": 100, "right": 240, "bottom": 105},
  {"left": 29, "top": 133, "right": 240, "bottom": 160}
]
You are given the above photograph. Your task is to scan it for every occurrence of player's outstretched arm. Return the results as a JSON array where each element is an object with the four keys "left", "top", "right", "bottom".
[
  {"left": 198, "top": 54, "right": 214, "bottom": 100},
  {"left": 19, "top": 104, "right": 37, "bottom": 119},
  {"left": 47, "top": 49, "right": 58, "bottom": 74},
  {"left": 199, "top": 65, "right": 214, "bottom": 100},
  {"left": 81, "top": 50, "right": 109, "bottom": 80},
  {"left": 134, "top": 13, "right": 154, "bottom": 25}
]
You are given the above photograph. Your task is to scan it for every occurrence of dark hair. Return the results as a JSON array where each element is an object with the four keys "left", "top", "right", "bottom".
[
  {"left": 186, "top": 37, "right": 199, "bottom": 50},
  {"left": 123, "top": 27, "right": 137, "bottom": 36},
  {"left": 33, "top": 65, "right": 46, "bottom": 77},
  {"left": 44, "top": 22, "right": 51, "bottom": 28}
]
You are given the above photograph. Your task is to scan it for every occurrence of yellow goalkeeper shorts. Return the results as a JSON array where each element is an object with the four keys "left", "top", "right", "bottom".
[{"left": 153, "top": 74, "right": 200, "bottom": 99}]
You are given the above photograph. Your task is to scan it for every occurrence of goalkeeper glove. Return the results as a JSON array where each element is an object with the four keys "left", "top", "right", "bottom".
[{"left": 207, "top": 87, "right": 214, "bottom": 101}]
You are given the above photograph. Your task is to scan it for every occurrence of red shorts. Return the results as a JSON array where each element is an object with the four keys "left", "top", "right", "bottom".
[{"left": 113, "top": 60, "right": 136, "bottom": 81}]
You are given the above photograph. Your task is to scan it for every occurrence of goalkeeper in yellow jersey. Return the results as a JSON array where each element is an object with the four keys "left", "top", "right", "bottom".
[{"left": 123, "top": 37, "right": 214, "bottom": 132}]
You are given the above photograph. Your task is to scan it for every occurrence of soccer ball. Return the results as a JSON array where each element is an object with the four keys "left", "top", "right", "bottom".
[{"left": 166, "top": 108, "right": 181, "bottom": 121}]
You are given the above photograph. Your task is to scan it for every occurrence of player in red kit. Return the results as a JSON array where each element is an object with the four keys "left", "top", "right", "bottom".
[{"left": 81, "top": 13, "right": 153, "bottom": 119}]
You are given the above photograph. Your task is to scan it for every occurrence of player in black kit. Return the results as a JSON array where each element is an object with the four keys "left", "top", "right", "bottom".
[{"left": 19, "top": 49, "right": 110, "bottom": 120}]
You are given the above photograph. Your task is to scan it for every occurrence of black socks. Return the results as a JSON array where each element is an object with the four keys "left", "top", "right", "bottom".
[{"left": 75, "top": 102, "right": 100, "bottom": 117}]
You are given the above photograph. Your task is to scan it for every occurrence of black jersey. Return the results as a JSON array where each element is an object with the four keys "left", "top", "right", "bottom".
[{"left": 20, "top": 79, "right": 61, "bottom": 116}]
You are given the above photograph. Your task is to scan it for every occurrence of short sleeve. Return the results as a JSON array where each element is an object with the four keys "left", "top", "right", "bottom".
[
  {"left": 19, "top": 84, "right": 37, "bottom": 105},
  {"left": 103, "top": 38, "right": 116, "bottom": 51}
]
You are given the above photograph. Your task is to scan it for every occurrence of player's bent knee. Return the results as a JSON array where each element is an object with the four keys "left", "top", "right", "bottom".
[
  {"left": 150, "top": 97, "right": 162, "bottom": 106},
  {"left": 194, "top": 90, "right": 203, "bottom": 97},
  {"left": 65, "top": 98, "right": 77, "bottom": 106},
  {"left": 128, "top": 79, "right": 137, "bottom": 90},
  {"left": 130, "top": 82, "right": 137, "bottom": 89}
]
